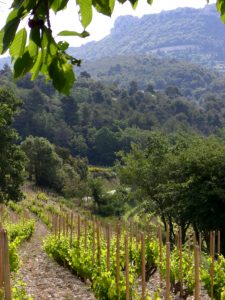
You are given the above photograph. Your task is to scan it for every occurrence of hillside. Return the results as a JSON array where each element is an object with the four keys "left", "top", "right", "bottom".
[
  {"left": 70, "top": 4, "right": 225, "bottom": 71},
  {"left": 0, "top": 68, "right": 225, "bottom": 166},
  {"left": 77, "top": 55, "right": 225, "bottom": 100}
]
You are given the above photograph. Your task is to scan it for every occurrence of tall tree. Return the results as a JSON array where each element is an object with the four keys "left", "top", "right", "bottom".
[{"left": 0, "top": 88, "right": 26, "bottom": 202}]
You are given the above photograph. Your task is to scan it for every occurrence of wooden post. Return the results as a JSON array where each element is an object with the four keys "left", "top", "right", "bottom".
[
  {"left": 125, "top": 235, "right": 129, "bottom": 300},
  {"left": 136, "top": 223, "right": 139, "bottom": 250},
  {"left": 166, "top": 223, "right": 169, "bottom": 243},
  {"left": 116, "top": 224, "right": 121, "bottom": 298},
  {"left": 166, "top": 242, "right": 170, "bottom": 300},
  {"left": 3, "top": 230, "right": 11, "bottom": 300},
  {"left": 217, "top": 230, "right": 221, "bottom": 257},
  {"left": 199, "top": 232, "right": 202, "bottom": 264},
  {"left": 70, "top": 213, "right": 73, "bottom": 247},
  {"left": 63, "top": 216, "right": 65, "bottom": 236},
  {"left": 0, "top": 230, "right": 12, "bottom": 300},
  {"left": 78, "top": 215, "right": 81, "bottom": 247},
  {"left": 66, "top": 214, "right": 69, "bottom": 237},
  {"left": 193, "top": 231, "right": 196, "bottom": 247},
  {"left": 84, "top": 219, "right": 87, "bottom": 249},
  {"left": 210, "top": 231, "right": 213, "bottom": 257},
  {"left": 141, "top": 232, "right": 146, "bottom": 300},
  {"left": 194, "top": 245, "right": 200, "bottom": 300},
  {"left": 58, "top": 215, "right": 61, "bottom": 239},
  {"left": 107, "top": 224, "right": 110, "bottom": 271},
  {"left": 97, "top": 221, "right": 101, "bottom": 266},
  {"left": 92, "top": 221, "right": 96, "bottom": 264},
  {"left": 178, "top": 227, "right": 183, "bottom": 298},
  {"left": 210, "top": 231, "right": 215, "bottom": 300},
  {"left": 130, "top": 220, "right": 133, "bottom": 245},
  {"left": 188, "top": 235, "right": 191, "bottom": 272},
  {"left": 53, "top": 215, "right": 56, "bottom": 237},
  {"left": 51, "top": 214, "right": 54, "bottom": 232},
  {"left": 158, "top": 226, "right": 163, "bottom": 289},
  {"left": 0, "top": 229, "right": 4, "bottom": 291}
]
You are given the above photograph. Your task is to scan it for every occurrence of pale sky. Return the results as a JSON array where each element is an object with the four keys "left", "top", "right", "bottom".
[{"left": 0, "top": 0, "right": 217, "bottom": 48}]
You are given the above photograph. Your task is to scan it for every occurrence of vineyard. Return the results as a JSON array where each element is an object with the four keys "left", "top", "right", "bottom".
[{"left": 0, "top": 189, "right": 225, "bottom": 299}]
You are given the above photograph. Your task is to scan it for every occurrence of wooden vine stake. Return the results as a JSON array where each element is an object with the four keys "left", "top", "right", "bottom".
[
  {"left": 210, "top": 231, "right": 215, "bottom": 300},
  {"left": 166, "top": 241, "right": 170, "bottom": 300},
  {"left": 125, "top": 234, "right": 130, "bottom": 300},
  {"left": 0, "top": 229, "right": 12, "bottom": 300},
  {"left": 178, "top": 227, "right": 183, "bottom": 298},
  {"left": 84, "top": 219, "right": 87, "bottom": 249},
  {"left": 194, "top": 245, "right": 200, "bottom": 300},
  {"left": 63, "top": 215, "right": 65, "bottom": 236},
  {"left": 158, "top": 226, "right": 163, "bottom": 289},
  {"left": 141, "top": 232, "right": 146, "bottom": 300},
  {"left": 116, "top": 224, "right": 121, "bottom": 298},
  {"left": 77, "top": 215, "right": 81, "bottom": 248},
  {"left": 97, "top": 221, "right": 101, "bottom": 266},
  {"left": 66, "top": 213, "right": 69, "bottom": 237},
  {"left": 70, "top": 213, "right": 73, "bottom": 247},
  {"left": 92, "top": 221, "right": 96, "bottom": 264},
  {"left": 199, "top": 232, "right": 202, "bottom": 264},
  {"left": 107, "top": 224, "right": 110, "bottom": 271},
  {"left": 58, "top": 215, "right": 61, "bottom": 239},
  {"left": 0, "top": 230, "right": 3, "bottom": 291},
  {"left": 51, "top": 214, "right": 54, "bottom": 233},
  {"left": 136, "top": 223, "right": 139, "bottom": 251},
  {"left": 217, "top": 230, "right": 221, "bottom": 258},
  {"left": 130, "top": 220, "right": 133, "bottom": 245},
  {"left": 53, "top": 215, "right": 57, "bottom": 237},
  {"left": 188, "top": 235, "right": 191, "bottom": 272}
]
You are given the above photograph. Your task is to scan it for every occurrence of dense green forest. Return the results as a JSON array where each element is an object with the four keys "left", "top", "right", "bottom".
[
  {"left": 78, "top": 55, "right": 225, "bottom": 100},
  {"left": 1, "top": 64, "right": 225, "bottom": 167}
]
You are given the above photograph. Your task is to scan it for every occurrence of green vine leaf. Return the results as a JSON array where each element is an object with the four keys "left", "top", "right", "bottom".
[
  {"left": 9, "top": 28, "right": 27, "bottom": 60},
  {"left": 76, "top": 0, "right": 93, "bottom": 28}
]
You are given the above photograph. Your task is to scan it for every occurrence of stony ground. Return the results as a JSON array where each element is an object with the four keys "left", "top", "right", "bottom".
[{"left": 18, "top": 221, "right": 96, "bottom": 300}]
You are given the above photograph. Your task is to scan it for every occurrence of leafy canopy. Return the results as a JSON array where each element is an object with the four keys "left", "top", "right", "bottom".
[
  {"left": 0, "top": 88, "right": 26, "bottom": 202},
  {"left": 0, "top": 0, "right": 224, "bottom": 94}
]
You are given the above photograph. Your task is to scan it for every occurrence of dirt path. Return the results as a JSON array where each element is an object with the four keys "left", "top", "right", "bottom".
[{"left": 18, "top": 221, "right": 96, "bottom": 300}]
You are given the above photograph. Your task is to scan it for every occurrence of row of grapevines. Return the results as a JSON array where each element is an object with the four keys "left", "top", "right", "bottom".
[
  {"left": 157, "top": 243, "right": 225, "bottom": 300},
  {"left": 25, "top": 200, "right": 52, "bottom": 228},
  {"left": 44, "top": 229, "right": 160, "bottom": 300},
  {"left": 6, "top": 220, "right": 35, "bottom": 273},
  {"left": 11, "top": 278, "right": 34, "bottom": 300},
  {"left": 7, "top": 201, "right": 23, "bottom": 215}
]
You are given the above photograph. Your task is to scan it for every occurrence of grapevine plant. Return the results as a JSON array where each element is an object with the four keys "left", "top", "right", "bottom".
[
  {"left": 44, "top": 231, "right": 160, "bottom": 300},
  {"left": 7, "top": 220, "right": 35, "bottom": 272}
]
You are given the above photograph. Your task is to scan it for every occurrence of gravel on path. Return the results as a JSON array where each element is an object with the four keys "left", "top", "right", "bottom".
[{"left": 18, "top": 221, "right": 96, "bottom": 300}]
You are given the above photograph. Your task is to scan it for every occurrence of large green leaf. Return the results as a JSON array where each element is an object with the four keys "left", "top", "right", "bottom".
[
  {"left": 28, "top": 38, "right": 39, "bottom": 58},
  {"left": 9, "top": 28, "right": 27, "bottom": 60},
  {"left": 51, "top": 0, "right": 69, "bottom": 12},
  {"left": 129, "top": 0, "right": 138, "bottom": 9},
  {"left": 48, "top": 56, "right": 75, "bottom": 95},
  {"left": 0, "top": 18, "right": 20, "bottom": 54},
  {"left": 92, "top": 0, "right": 114, "bottom": 16},
  {"left": 30, "top": 27, "right": 41, "bottom": 48},
  {"left": 14, "top": 50, "right": 34, "bottom": 78},
  {"left": 31, "top": 51, "right": 42, "bottom": 80},
  {"left": 76, "top": 0, "right": 92, "bottom": 28},
  {"left": 57, "top": 30, "right": 89, "bottom": 37}
]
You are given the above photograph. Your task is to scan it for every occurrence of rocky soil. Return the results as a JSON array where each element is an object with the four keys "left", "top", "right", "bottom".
[{"left": 18, "top": 221, "right": 96, "bottom": 300}]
